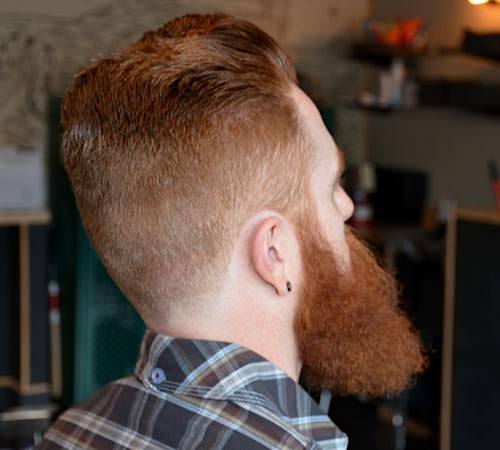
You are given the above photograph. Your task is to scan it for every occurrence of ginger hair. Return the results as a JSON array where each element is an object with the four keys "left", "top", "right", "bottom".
[{"left": 61, "top": 14, "right": 312, "bottom": 324}]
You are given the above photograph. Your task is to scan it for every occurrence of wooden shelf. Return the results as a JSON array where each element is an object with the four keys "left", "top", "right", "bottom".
[
  {"left": 453, "top": 208, "right": 500, "bottom": 225},
  {"left": 351, "top": 41, "right": 425, "bottom": 66},
  {"left": 0, "top": 209, "right": 51, "bottom": 226}
]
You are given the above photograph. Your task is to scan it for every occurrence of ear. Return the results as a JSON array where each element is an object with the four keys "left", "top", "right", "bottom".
[{"left": 250, "top": 216, "right": 289, "bottom": 296}]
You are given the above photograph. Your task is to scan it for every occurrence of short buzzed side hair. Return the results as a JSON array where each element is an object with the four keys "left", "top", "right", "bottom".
[{"left": 61, "top": 14, "right": 312, "bottom": 324}]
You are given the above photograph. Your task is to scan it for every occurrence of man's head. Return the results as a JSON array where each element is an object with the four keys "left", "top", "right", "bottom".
[
  {"left": 62, "top": 13, "right": 426, "bottom": 397},
  {"left": 62, "top": 14, "right": 310, "bottom": 320}
]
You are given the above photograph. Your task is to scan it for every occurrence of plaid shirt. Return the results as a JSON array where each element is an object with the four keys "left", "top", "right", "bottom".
[{"left": 38, "top": 330, "right": 348, "bottom": 449}]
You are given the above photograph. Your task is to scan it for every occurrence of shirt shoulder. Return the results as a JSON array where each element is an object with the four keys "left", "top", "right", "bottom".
[{"left": 37, "top": 377, "right": 320, "bottom": 450}]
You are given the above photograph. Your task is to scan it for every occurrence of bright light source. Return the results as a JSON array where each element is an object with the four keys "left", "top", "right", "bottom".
[{"left": 468, "top": 0, "right": 489, "bottom": 4}]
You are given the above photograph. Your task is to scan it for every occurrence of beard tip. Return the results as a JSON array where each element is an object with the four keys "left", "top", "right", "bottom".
[{"left": 297, "top": 224, "right": 427, "bottom": 398}]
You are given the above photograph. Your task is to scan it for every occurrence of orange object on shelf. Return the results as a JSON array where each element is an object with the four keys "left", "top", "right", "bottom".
[{"left": 368, "top": 18, "right": 426, "bottom": 49}]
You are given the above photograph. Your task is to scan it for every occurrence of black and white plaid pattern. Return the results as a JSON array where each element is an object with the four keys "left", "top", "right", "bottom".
[{"left": 38, "top": 330, "right": 348, "bottom": 449}]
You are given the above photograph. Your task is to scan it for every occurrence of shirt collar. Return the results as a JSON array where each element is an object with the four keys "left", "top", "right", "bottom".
[{"left": 134, "top": 330, "right": 348, "bottom": 450}]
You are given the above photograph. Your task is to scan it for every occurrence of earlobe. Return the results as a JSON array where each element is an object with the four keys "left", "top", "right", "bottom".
[{"left": 250, "top": 216, "right": 289, "bottom": 296}]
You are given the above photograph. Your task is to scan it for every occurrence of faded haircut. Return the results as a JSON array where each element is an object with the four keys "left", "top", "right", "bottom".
[{"left": 61, "top": 14, "right": 312, "bottom": 324}]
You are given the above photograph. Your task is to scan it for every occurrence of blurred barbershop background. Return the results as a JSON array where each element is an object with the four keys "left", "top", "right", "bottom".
[{"left": 1, "top": 1, "right": 499, "bottom": 449}]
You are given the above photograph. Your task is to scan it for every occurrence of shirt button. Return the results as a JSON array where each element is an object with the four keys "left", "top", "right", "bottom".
[{"left": 151, "top": 367, "right": 166, "bottom": 385}]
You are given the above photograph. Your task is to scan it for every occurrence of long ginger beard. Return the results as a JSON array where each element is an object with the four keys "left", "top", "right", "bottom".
[{"left": 294, "top": 219, "right": 427, "bottom": 397}]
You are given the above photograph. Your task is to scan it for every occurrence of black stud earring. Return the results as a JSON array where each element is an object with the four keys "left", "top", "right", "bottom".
[{"left": 286, "top": 281, "right": 292, "bottom": 292}]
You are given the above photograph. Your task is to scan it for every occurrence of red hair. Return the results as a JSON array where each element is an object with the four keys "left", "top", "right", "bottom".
[{"left": 61, "top": 14, "right": 311, "bottom": 323}]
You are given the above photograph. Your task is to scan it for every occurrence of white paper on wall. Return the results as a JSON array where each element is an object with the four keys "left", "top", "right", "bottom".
[{"left": 0, "top": 147, "right": 46, "bottom": 210}]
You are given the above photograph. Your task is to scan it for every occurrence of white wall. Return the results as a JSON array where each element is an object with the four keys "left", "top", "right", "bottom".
[
  {"left": 0, "top": 0, "right": 369, "bottom": 52},
  {"left": 367, "top": 108, "right": 500, "bottom": 210},
  {"left": 0, "top": 0, "right": 369, "bottom": 148},
  {"left": 0, "top": 0, "right": 104, "bottom": 16}
]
